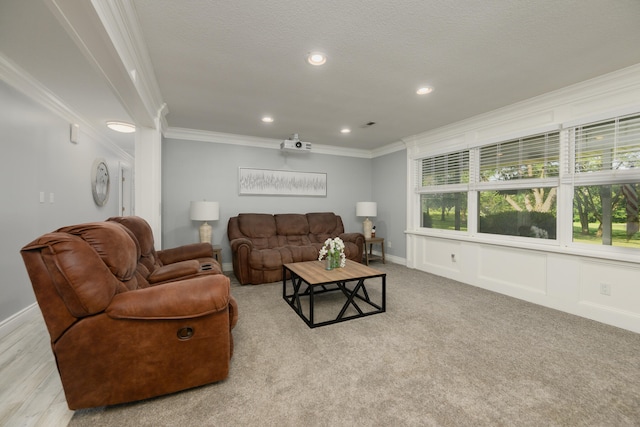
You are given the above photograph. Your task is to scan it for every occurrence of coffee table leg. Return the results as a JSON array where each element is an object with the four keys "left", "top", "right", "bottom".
[
  {"left": 309, "top": 282, "right": 314, "bottom": 326},
  {"left": 284, "top": 268, "right": 304, "bottom": 313},
  {"left": 336, "top": 279, "right": 366, "bottom": 320}
]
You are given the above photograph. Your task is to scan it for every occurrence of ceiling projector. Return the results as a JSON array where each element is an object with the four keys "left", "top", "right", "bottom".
[{"left": 280, "top": 133, "right": 312, "bottom": 152}]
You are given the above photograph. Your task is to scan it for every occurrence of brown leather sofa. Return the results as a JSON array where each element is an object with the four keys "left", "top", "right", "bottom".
[
  {"left": 20, "top": 221, "right": 238, "bottom": 409},
  {"left": 228, "top": 212, "right": 365, "bottom": 285},
  {"left": 107, "top": 215, "right": 223, "bottom": 285}
]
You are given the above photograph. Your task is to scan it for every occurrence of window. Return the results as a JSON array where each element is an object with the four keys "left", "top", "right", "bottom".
[
  {"left": 574, "top": 114, "right": 640, "bottom": 174},
  {"left": 479, "top": 133, "right": 560, "bottom": 182},
  {"left": 573, "top": 183, "right": 640, "bottom": 248},
  {"left": 421, "top": 193, "right": 467, "bottom": 230},
  {"left": 477, "top": 132, "right": 560, "bottom": 239},
  {"left": 412, "top": 111, "right": 640, "bottom": 254},
  {"left": 417, "top": 150, "right": 468, "bottom": 231},
  {"left": 571, "top": 113, "right": 640, "bottom": 248}
]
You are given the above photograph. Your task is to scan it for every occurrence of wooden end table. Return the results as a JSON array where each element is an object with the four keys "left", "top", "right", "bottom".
[
  {"left": 212, "top": 244, "right": 222, "bottom": 265},
  {"left": 364, "top": 237, "right": 385, "bottom": 265}
]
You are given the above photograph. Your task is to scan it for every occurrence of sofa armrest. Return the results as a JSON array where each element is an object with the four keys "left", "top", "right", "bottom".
[
  {"left": 340, "top": 232, "right": 365, "bottom": 262},
  {"left": 229, "top": 237, "right": 253, "bottom": 252},
  {"left": 106, "top": 275, "right": 231, "bottom": 320},
  {"left": 229, "top": 238, "right": 254, "bottom": 285},
  {"left": 339, "top": 232, "right": 365, "bottom": 245},
  {"left": 157, "top": 243, "right": 214, "bottom": 264},
  {"left": 147, "top": 260, "right": 200, "bottom": 284}
]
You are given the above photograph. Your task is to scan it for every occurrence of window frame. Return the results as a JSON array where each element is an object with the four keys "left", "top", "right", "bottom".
[
  {"left": 565, "top": 112, "right": 640, "bottom": 253},
  {"left": 415, "top": 148, "right": 470, "bottom": 234}
]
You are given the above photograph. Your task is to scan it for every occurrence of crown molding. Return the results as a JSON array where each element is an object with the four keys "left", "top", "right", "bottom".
[
  {"left": 90, "top": 0, "right": 164, "bottom": 122},
  {"left": 0, "top": 53, "right": 133, "bottom": 160},
  {"left": 44, "top": 0, "right": 163, "bottom": 129},
  {"left": 405, "top": 63, "right": 640, "bottom": 150},
  {"left": 164, "top": 127, "right": 375, "bottom": 159},
  {"left": 371, "top": 140, "right": 406, "bottom": 158}
]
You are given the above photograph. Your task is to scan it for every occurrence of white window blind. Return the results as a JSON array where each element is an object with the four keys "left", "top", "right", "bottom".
[
  {"left": 417, "top": 149, "right": 469, "bottom": 190},
  {"left": 573, "top": 113, "right": 640, "bottom": 174},
  {"left": 479, "top": 132, "right": 560, "bottom": 182}
]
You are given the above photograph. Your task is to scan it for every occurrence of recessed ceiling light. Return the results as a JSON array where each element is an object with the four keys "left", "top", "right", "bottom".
[
  {"left": 416, "top": 87, "right": 434, "bottom": 95},
  {"left": 307, "top": 52, "right": 327, "bottom": 66},
  {"left": 262, "top": 116, "right": 274, "bottom": 123},
  {"left": 341, "top": 128, "right": 351, "bottom": 134},
  {"left": 106, "top": 121, "right": 135, "bottom": 133}
]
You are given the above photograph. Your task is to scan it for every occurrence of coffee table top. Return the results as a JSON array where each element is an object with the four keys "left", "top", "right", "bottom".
[{"left": 283, "top": 259, "right": 385, "bottom": 285}]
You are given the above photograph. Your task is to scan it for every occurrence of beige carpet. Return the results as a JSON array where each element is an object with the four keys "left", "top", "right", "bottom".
[{"left": 70, "top": 263, "right": 640, "bottom": 426}]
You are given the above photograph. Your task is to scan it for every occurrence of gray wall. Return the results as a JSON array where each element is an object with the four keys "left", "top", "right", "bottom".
[
  {"left": 0, "top": 80, "right": 131, "bottom": 324},
  {"left": 372, "top": 148, "right": 407, "bottom": 259},
  {"left": 162, "top": 138, "right": 376, "bottom": 264}
]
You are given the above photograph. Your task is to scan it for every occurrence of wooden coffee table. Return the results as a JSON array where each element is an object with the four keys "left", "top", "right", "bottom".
[{"left": 283, "top": 259, "right": 386, "bottom": 328}]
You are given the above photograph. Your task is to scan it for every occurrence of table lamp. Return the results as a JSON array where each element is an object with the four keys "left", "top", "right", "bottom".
[
  {"left": 190, "top": 201, "right": 219, "bottom": 244},
  {"left": 356, "top": 201, "right": 377, "bottom": 239}
]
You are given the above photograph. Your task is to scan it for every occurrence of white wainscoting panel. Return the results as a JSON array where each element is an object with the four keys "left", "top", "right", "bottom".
[
  {"left": 477, "top": 246, "right": 547, "bottom": 295},
  {"left": 417, "top": 237, "right": 462, "bottom": 276},
  {"left": 408, "top": 233, "right": 640, "bottom": 333},
  {"left": 579, "top": 260, "right": 640, "bottom": 315}
]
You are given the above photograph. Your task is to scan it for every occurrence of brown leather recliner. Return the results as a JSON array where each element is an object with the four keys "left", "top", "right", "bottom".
[
  {"left": 228, "top": 212, "right": 364, "bottom": 285},
  {"left": 106, "top": 215, "right": 223, "bottom": 286},
  {"left": 20, "top": 221, "right": 238, "bottom": 409}
]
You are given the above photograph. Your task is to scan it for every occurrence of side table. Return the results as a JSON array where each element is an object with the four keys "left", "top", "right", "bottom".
[
  {"left": 364, "top": 237, "right": 385, "bottom": 265},
  {"left": 212, "top": 244, "right": 222, "bottom": 265}
]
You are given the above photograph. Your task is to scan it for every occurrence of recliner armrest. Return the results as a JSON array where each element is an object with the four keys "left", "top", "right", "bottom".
[
  {"left": 157, "top": 243, "right": 214, "bottom": 264},
  {"left": 147, "top": 260, "right": 200, "bottom": 284},
  {"left": 106, "top": 275, "right": 231, "bottom": 320}
]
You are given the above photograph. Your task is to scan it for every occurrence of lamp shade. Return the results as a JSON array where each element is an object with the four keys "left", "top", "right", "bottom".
[
  {"left": 356, "top": 202, "right": 377, "bottom": 217},
  {"left": 190, "top": 201, "right": 219, "bottom": 221}
]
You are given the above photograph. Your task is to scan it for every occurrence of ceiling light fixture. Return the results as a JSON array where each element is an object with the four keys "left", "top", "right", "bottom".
[
  {"left": 262, "top": 116, "right": 274, "bottom": 123},
  {"left": 416, "top": 86, "right": 434, "bottom": 95},
  {"left": 106, "top": 121, "right": 136, "bottom": 133},
  {"left": 341, "top": 128, "right": 351, "bottom": 134},
  {"left": 307, "top": 52, "right": 327, "bottom": 66}
]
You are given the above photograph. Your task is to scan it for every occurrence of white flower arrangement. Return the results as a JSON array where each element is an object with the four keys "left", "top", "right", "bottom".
[{"left": 318, "top": 237, "right": 347, "bottom": 268}]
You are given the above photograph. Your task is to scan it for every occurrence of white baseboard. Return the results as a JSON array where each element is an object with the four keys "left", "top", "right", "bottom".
[
  {"left": 368, "top": 251, "right": 406, "bottom": 266},
  {"left": 0, "top": 303, "right": 39, "bottom": 340}
]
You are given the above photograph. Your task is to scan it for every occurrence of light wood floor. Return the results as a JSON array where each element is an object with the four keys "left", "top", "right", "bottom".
[{"left": 0, "top": 308, "right": 74, "bottom": 426}]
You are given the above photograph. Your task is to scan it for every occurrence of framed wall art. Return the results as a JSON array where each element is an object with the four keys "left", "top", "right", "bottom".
[{"left": 238, "top": 168, "right": 327, "bottom": 196}]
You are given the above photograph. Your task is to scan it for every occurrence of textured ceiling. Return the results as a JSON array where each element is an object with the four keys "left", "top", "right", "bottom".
[
  {"left": 2, "top": 1, "right": 640, "bottom": 154},
  {"left": 133, "top": 0, "right": 640, "bottom": 150}
]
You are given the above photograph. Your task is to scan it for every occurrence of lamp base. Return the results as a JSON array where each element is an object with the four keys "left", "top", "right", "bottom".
[
  {"left": 363, "top": 217, "right": 373, "bottom": 239},
  {"left": 199, "top": 222, "right": 213, "bottom": 244}
]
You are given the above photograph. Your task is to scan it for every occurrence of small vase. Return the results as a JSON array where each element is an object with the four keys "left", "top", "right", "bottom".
[
  {"left": 325, "top": 254, "right": 333, "bottom": 270},
  {"left": 331, "top": 252, "right": 341, "bottom": 269}
]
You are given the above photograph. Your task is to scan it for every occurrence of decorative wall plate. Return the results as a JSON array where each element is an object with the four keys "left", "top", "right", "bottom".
[{"left": 91, "top": 158, "right": 110, "bottom": 206}]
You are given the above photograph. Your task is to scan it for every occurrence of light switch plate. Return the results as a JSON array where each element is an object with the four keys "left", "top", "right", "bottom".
[{"left": 70, "top": 123, "right": 79, "bottom": 144}]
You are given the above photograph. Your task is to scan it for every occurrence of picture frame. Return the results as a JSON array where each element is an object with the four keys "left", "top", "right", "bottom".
[{"left": 238, "top": 167, "right": 327, "bottom": 196}]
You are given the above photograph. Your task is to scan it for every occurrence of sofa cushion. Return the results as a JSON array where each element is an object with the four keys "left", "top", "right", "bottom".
[
  {"left": 249, "top": 248, "right": 284, "bottom": 270},
  {"left": 238, "top": 213, "right": 279, "bottom": 250},
  {"left": 283, "top": 245, "right": 321, "bottom": 263},
  {"left": 275, "top": 214, "right": 309, "bottom": 235},
  {"left": 307, "top": 212, "right": 343, "bottom": 242},
  {"left": 274, "top": 214, "right": 311, "bottom": 246}
]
